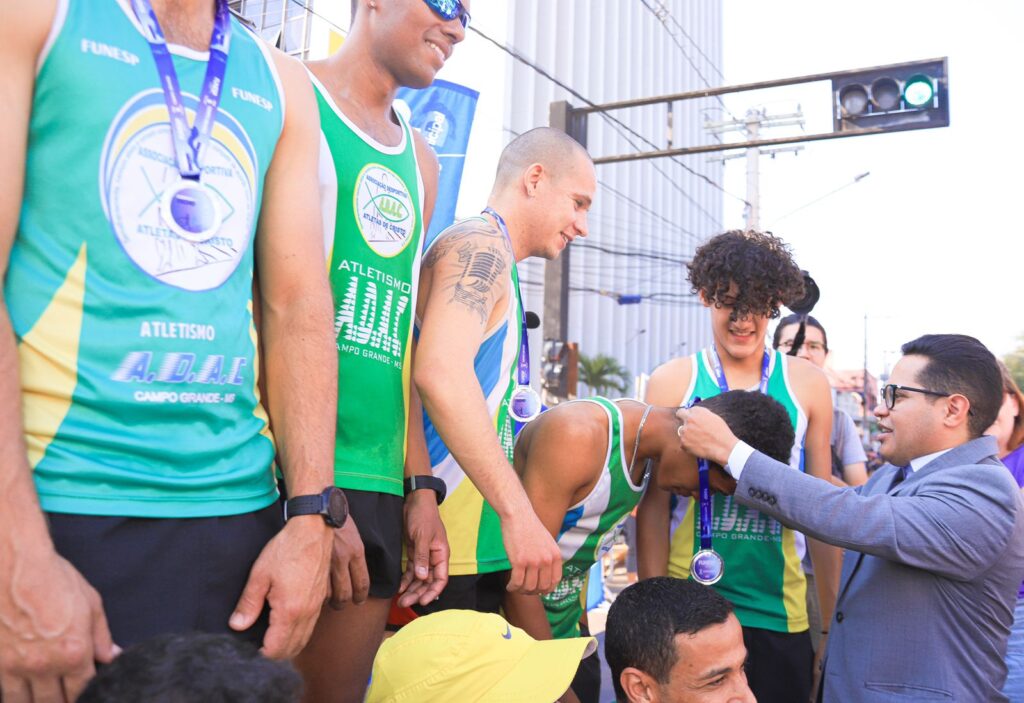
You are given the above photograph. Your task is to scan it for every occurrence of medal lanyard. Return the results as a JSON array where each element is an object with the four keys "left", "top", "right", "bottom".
[
  {"left": 697, "top": 457, "right": 714, "bottom": 551},
  {"left": 130, "top": 0, "right": 231, "bottom": 181},
  {"left": 482, "top": 208, "right": 530, "bottom": 387},
  {"left": 708, "top": 344, "right": 770, "bottom": 395}
]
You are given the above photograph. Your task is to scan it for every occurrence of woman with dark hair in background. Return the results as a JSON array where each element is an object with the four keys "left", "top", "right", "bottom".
[{"left": 991, "top": 361, "right": 1024, "bottom": 701}]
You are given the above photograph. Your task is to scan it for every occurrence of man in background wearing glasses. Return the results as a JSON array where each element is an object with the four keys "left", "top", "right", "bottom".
[
  {"left": 296, "top": 1, "right": 471, "bottom": 700},
  {"left": 678, "top": 333, "right": 1024, "bottom": 702}
]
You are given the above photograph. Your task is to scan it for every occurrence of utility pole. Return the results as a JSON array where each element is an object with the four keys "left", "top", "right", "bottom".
[
  {"left": 543, "top": 101, "right": 587, "bottom": 403},
  {"left": 706, "top": 108, "right": 805, "bottom": 230}
]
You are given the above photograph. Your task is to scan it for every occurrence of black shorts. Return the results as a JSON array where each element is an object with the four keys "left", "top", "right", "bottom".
[
  {"left": 742, "top": 626, "right": 813, "bottom": 703},
  {"left": 412, "top": 570, "right": 509, "bottom": 616},
  {"left": 570, "top": 623, "right": 602, "bottom": 703},
  {"left": 47, "top": 504, "right": 282, "bottom": 650},
  {"left": 346, "top": 488, "right": 404, "bottom": 599}
]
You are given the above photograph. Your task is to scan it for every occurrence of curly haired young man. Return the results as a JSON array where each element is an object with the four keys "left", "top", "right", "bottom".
[{"left": 636, "top": 230, "right": 841, "bottom": 703}]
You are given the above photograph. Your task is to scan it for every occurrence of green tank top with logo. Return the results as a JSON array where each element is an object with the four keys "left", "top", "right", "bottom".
[
  {"left": 668, "top": 348, "right": 811, "bottom": 633},
  {"left": 11, "top": 0, "right": 286, "bottom": 517},
  {"left": 542, "top": 397, "right": 647, "bottom": 639},
  {"left": 311, "top": 73, "right": 424, "bottom": 496}
]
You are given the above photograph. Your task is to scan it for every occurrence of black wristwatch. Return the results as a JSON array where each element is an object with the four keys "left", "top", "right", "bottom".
[
  {"left": 284, "top": 486, "right": 348, "bottom": 528},
  {"left": 403, "top": 475, "right": 447, "bottom": 505}
]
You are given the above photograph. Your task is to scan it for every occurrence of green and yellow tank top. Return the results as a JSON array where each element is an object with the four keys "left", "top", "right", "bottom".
[
  {"left": 13, "top": 0, "right": 285, "bottom": 517},
  {"left": 668, "top": 347, "right": 810, "bottom": 632},
  {"left": 542, "top": 397, "right": 647, "bottom": 639},
  {"left": 420, "top": 217, "right": 520, "bottom": 575}
]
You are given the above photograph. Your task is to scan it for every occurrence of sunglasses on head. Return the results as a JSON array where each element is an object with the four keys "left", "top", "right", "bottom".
[{"left": 422, "top": 0, "right": 471, "bottom": 28}]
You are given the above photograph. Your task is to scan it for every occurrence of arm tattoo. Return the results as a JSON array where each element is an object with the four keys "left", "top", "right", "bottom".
[
  {"left": 422, "top": 219, "right": 511, "bottom": 269},
  {"left": 423, "top": 218, "right": 512, "bottom": 324},
  {"left": 450, "top": 242, "right": 507, "bottom": 324}
]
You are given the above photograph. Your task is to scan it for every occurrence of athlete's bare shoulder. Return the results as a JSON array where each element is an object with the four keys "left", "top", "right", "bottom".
[
  {"left": 645, "top": 355, "right": 694, "bottom": 405},
  {"left": 2, "top": 0, "right": 60, "bottom": 62},
  {"left": 784, "top": 354, "right": 832, "bottom": 408}
]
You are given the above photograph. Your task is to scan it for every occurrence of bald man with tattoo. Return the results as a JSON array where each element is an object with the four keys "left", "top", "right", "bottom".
[{"left": 413, "top": 127, "right": 597, "bottom": 614}]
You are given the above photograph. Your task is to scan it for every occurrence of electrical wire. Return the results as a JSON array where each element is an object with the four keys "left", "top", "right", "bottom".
[
  {"left": 637, "top": 0, "right": 735, "bottom": 122},
  {"left": 469, "top": 25, "right": 740, "bottom": 226}
]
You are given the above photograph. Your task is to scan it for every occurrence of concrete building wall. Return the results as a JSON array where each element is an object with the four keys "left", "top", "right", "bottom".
[{"left": 503, "top": 0, "right": 724, "bottom": 397}]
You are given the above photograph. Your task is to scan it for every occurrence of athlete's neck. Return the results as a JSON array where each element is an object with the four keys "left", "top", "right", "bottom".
[
  {"left": 149, "top": 0, "right": 217, "bottom": 51},
  {"left": 711, "top": 339, "right": 768, "bottom": 388},
  {"left": 484, "top": 196, "right": 529, "bottom": 262},
  {"left": 307, "top": 42, "right": 404, "bottom": 146},
  {"left": 618, "top": 402, "right": 662, "bottom": 484}
]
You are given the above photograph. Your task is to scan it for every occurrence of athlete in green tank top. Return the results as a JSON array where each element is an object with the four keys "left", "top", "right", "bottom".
[
  {"left": 311, "top": 72, "right": 425, "bottom": 497},
  {"left": 0, "top": 0, "right": 340, "bottom": 686},
  {"left": 639, "top": 230, "right": 840, "bottom": 703},
  {"left": 294, "top": 2, "right": 457, "bottom": 700}
]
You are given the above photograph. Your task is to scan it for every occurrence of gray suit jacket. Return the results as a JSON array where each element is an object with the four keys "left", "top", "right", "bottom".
[{"left": 738, "top": 435, "right": 1024, "bottom": 702}]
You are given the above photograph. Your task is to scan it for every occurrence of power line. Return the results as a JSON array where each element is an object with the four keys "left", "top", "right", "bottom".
[
  {"left": 574, "top": 242, "right": 688, "bottom": 265},
  {"left": 470, "top": 25, "right": 740, "bottom": 227},
  {"left": 645, "top": 0, "right": 726, "bottom": 83},
  {"left": 637, "top": 0, "right": 734, "bottom": 122}
]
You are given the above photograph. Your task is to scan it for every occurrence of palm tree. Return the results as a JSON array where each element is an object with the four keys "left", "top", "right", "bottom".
[{"left": 578, "top": 353, "right": 630, "bottom": 397}]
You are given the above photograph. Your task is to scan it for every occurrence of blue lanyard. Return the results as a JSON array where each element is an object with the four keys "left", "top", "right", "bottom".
[
  {"left": 129, "top": 0, "right": 231, "bottom": 181},
  {"left": 707, "top": 344, "right": 771, "bottom": 395},
  {"left": 698, "top": 458, "right": 713, "bottom": 550},
  {"left": 482, "top": 208, "right": 530, "bottom": 386}
]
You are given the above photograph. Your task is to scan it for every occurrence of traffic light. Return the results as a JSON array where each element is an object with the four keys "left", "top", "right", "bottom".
[{"left": 832, "top": 58, "right": 948, "bottom": 134}]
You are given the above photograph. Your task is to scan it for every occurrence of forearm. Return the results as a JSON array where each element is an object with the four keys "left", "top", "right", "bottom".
[
  {"left": 261, "top": 296, "right": 337, "bottom": 496},
  {"left": 404, "top": 376, "right": 432, "bottom": 479},
  {"left": 502, "top": 591, "right": 555, "bottom": 641},
  {"left": 416, "top": 371, "right": 530, "bottom": 519},
  {"left": 635, "top": 486, "right": 670, "bottom": 579},
  {"left": 0, "top": 310, "right": 56, "bottom": 565}
]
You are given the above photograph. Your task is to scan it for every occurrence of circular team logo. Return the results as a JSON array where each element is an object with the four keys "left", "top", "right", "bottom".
[
  {"left": 353, "top": 163, "right": 416, "bottom": 257},
  {"left": 99, "top": 90, "right": 259, "bottom": 291}
]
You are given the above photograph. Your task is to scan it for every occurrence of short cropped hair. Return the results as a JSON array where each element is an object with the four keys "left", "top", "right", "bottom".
[
  {"left": 688, "top": 230, "right": 804, "bottom": 321},
  {"left": 901, "top": 334, "right": 1003, "bottom": 437},
  {"left": 772, "top": 313, "right": 828, "bottom": 352},
  {"left": 699, "top": 390, "right": 795, "bottom": 465},
  {"left": 606, "top": 578, "right": 734, "bottom": 701},
  {"left": 493, "top": 127, "right": 591, "bottom": 190},
  {"left": 79, "top": 633, "right": 302, "bottom": 703}
]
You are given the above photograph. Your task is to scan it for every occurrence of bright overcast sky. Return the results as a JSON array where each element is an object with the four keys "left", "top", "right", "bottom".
[
  {"left": 719, "top": 0, "right": 1024, "bottom": 374},
  {"left": 438, "top": 1, "right": 1023, "bottom": 377}
]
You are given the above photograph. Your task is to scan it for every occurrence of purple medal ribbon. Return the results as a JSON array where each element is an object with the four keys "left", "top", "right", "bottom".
[
  {"left": 482, "top": 207, "right": 530, "bottom": 387},
  {"left": 129, "top": 0, "right": 231, "bottom": 181}
]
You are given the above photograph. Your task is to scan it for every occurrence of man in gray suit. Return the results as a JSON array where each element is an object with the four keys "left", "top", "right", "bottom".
[{"left": 677, "top": 333, "right": 1024, "bottom": 702}]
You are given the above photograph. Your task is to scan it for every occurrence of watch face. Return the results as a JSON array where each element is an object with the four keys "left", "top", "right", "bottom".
[{"left": 326, "top": 487, "right": 348, "bottom": 527}]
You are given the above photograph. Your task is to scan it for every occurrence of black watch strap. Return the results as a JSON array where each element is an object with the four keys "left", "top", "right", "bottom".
[
  {"left": 284, "top": 494, "right": 322, "bottom": 519},
  {"left": 403, "top": 475, "right": 447, "bottom": 505}
]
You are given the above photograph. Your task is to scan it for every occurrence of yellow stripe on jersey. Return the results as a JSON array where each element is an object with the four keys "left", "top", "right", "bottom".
[
  {"left": 781, "top": 523, "right": 809, "bottom": 632},
  {"left": 20, "top": 244, "right": 87, "bottom": 469},
  {"left": 441, "top": 477, "right": 485, "bottom": 576}
]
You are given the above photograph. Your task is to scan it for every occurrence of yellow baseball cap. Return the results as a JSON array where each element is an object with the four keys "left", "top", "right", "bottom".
[{"left": 365, "top": 610, "right": 598, "bottom": 703}]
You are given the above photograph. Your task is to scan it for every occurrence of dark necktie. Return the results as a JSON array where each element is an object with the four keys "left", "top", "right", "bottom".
[{"left": 890, "top": 464, "right": 910, "bottom": 491}]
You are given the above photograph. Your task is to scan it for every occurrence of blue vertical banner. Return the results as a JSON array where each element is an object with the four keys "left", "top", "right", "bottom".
[{"left": 396, "top": 80, "right": 479, "bottom": 249}]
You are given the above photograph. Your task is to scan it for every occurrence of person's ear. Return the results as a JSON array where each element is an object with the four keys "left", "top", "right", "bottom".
[
  {"left": 620, "top": 667, "right": 660, "bottom": 703},
  {"left": 943, "top": 393, "right": 972, "bottom": 430},
  {"left": 521, "top": 163, "right": 544, "bottom": 197}
]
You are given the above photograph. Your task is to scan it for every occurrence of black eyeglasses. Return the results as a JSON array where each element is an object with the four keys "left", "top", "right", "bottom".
[
  {"left": 880, "top": 383, "right": 950, "bottom": 410},
  {"left": 422, "top": 0, "right": 471, "bottom": 28}
]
